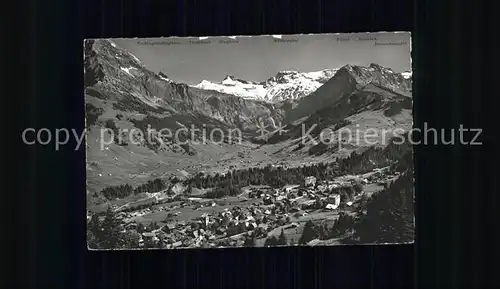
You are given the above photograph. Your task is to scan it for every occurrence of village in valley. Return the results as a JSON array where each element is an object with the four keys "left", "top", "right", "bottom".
[
  {"left": 87, "top": 163, "right": 400, "bottom": 249},
  {"left": 85, "top": 35, "right": 414, "bottom": 249}
]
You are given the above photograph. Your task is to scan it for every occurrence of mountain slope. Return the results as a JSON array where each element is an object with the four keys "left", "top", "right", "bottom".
[
  {"left": 263, "top": 82, "right": 412, "bottom": 141},
  {"left": 284, "top": 64, "right": 412, "bottom": 123},
  {"left": 84, "top": 39, "right": 283, "bottom": 130}
]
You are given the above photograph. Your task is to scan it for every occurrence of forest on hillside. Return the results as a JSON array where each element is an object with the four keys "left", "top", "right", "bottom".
[
  {"left": 186, "top": 134, "right": 412, "bottom": 190},
  {"left": 92, "top": 131, "right": 412, "bottom": 202}
]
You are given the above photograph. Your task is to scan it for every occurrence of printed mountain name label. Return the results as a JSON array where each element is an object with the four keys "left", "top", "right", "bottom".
[
  {"left": 273, "top": 38, "right": 299, "bottom": 43},
  {"left": 374, "top": 41, "right": 408, "bottom": 46},
  {"left": 219, "top": 39, "right": 239, "bottom": 44},
  {"left": 358, "top": 36, "right": 377, "bottom": 41},
  {"left": 137, "top": 40, "right": 182, "bottom": 46},
  {"left": 189, "top": 40, "right": 212, "bottom": 45}
]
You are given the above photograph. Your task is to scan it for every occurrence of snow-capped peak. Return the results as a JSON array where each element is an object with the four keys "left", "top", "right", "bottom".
[
  {"left": 193, "top": 68, "right": 339, "bottom": 102},
  {"left": 401, "top": 71, "right": 412, "bottom": 79},
  {"left": 221, "top": 75, "right": 239, "bottom": 85}
]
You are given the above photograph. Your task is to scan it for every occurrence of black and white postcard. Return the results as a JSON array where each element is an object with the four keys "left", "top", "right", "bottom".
[{"left": 85, "top": 32, "right": 414, "bottom": 250}]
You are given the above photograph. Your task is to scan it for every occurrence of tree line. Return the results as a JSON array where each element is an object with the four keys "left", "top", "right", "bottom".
[
  {"left": 353, "top": 167, "right": 414, "bottom": 244},
  {"left": 97, "top": 131, "right": 411, "bottom": 202},
  {"left": 187, "top": 163, "right": 335, "bottom": 190},
  {"left": 87, "top": 207, "right": 166, "bottom": 249},
  {"left": 87, "top": 207, "right": 133, "bottom": 249},
  {"left": 186, "top": 136, "right": 411, "bottom": 193},
  {"left": 205, "top": 185, "right": 242, "bottom": 199},
  {"left": 322, "top": 165, "right": 414, "bottom": 244},
  {"left": 294, "top": 152, "right": 414, "bottom": 245},
  {"left": 98, "top": 178, "right": 167, "bottom": 200}
]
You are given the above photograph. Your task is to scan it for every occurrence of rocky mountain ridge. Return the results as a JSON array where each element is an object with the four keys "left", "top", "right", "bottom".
[
  {"left": 284, "top": 63, "right": 412, "bottom": 123},
  {"left": 84, "top": 39, "right": 283, "bottom": 131}
]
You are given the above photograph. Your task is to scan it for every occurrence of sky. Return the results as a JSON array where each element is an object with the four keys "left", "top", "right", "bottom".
[{"left": 112, "top": 32, "right": 411, "bottom": 85}]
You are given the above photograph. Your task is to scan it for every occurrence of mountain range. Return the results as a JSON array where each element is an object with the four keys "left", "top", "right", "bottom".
[
  {"left": 84, "top": 39, "right": 413, "bottom": 195},
  {"left": 194, "top": 65, "right": 411, "bottom": 104},
  {"left": 193, "top": 69, "right": 339, "bottom": 102}
]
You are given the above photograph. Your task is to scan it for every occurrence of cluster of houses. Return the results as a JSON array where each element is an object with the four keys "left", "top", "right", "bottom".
[
  {"left": 97, "top": 166, "right": 398, "bottom": 248},
  {"left": 122, "top": 204, "right": 299, "bottom": 248},
  {"left": 116, "top": 175, "right": 371, "bottom": 248}
]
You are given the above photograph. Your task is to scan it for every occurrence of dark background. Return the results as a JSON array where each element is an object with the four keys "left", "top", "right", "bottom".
[{"left": 7, "top": 0, "right": 495, "bottom": 288}]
